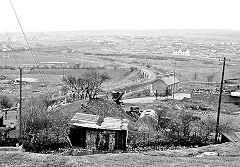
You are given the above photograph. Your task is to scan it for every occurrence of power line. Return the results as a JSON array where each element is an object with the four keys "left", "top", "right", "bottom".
[{"left": 9, "top": 0, "right": 50, "bottom": 96}]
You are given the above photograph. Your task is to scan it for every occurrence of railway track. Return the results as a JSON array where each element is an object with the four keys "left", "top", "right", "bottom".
[{"left": 68, "top": 55, "right": 158, "bottom": 94}]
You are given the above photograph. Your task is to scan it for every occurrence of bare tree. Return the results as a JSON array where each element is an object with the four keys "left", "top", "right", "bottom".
[
  {"left": 83, "top": 70, "right": 110, "bottom": 99},
  {"left": 63, "top": 70, "right": 110, "bottom": 100}
]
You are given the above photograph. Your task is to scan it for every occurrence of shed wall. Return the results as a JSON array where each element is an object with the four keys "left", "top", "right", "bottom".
[{"left": 69, "top": 126, "right": 127, "bottom": 151}]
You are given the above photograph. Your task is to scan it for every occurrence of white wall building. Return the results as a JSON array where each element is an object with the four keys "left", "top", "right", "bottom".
[{"left": 173, "top": 49, "right": 191, "bottom": 56}]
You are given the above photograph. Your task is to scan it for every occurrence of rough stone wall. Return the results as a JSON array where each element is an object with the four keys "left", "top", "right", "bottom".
[
  {"left": 109, "top": 133, "right": 115, "bottom": 150},
  {"left": 86, "top": 130, "right": 98, "bottom": 149},
  {"left": 86, "top": 130, "right": 116, "bottom": 151}
]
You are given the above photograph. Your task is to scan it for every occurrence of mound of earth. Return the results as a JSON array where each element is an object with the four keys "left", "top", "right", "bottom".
[{"left": 58, "top": 98, "right": 137, "bottom": 130}]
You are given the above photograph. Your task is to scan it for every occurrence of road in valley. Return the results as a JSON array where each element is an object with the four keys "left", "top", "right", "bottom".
[
  {"left": 123, "top": 93, "right": 191, "bottom": 104},
  {"left": 67, "top": 55, "right": 157, "bottom": 93}
]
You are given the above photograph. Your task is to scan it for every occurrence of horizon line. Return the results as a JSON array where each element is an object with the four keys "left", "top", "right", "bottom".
[{"left": 1, "top": 28, "right": 240, "bottom": 34}]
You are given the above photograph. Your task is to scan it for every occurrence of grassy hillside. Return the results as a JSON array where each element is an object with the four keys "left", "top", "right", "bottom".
[{"left": 1, "top": 142, "right": 240, "bottom": 167}]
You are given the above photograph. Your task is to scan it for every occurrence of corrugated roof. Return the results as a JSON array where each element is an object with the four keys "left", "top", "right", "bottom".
[
  {"left": 162, "top": 76, "right": 180, "bottom": 86},
  {"left": 70, "top": 113, "right": 128, "bottom": 130},
  {"left": 71, "top": 113, "right": 102, "bottom": 125},
  {"left": 222, "top": 132, "right": 240, "bottom": 142},
  {"left": 235, "top": 132, "right": 240, "bottom": 140},
  {"left": 101, "top": 117, "right": 125, "bottom": 130}
]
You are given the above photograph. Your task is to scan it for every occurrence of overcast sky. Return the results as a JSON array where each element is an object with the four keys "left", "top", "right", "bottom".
[{"left": 0, "top": 0, "right": 240, "bottom": 32}]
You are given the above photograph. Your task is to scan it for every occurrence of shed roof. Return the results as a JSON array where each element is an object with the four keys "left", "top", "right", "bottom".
[
  {"left": 70, "top": 113, "right": 128, "bottom": 131},
  {"left": 162, "top": 76, "right": 180, "bottom": 86},
  {"left": 222, "top": 132, "right": 240, "bottom": 142},
  {"left": 231, "top": 92, "right": 240, "bottom": 97},
  {"left": 71, "top": 112, "right": 102, "bottom": 125}
]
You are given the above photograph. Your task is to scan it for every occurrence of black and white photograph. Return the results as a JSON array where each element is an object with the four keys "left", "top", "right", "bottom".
[{"left": 1, "top": 0, "right": 240, "bottom": 166}]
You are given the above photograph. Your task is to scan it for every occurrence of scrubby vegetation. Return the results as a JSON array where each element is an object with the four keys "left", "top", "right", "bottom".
[
  {"left": 127, "top": 99, "right": 233, "bottom": 149},
  {"left": 21, "top": 95, "right": 70, "bottom": 152},
  {"left": 20, "top": 96, "right": 136, "bottom": 152},
  {"left": 19, "top": 93, "right": 233, "bottom": 153},
  {"left": 0, "top": 95, "right": 14, "bottom": 109}
]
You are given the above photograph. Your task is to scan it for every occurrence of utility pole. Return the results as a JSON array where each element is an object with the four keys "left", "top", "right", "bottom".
[
  {"left": 215, "top": 57, "right": 226, "bottom": 144},
  {"left": 19, "top": 68, "right": 22, "bottom": 139},
  {"left": 172, "top": 62, "right": 176, "bottom": 99},
  {"left": 155, "top": 90, "right": 158, "bottom": 100}
]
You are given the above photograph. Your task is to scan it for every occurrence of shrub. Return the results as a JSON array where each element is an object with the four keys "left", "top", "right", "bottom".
[
  {"left": 130, "top": 107, "right": 233, "bottom": 148},
  {"left": 21, "top": 96, "right": 70, "bottom": 152},
  {"left": 0, "top": 95, "right": 13, "bottom": 109}
]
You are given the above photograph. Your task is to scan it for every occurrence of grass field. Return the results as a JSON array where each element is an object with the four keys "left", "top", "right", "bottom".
[
  {"left": 0, "top": 68, "right": 130, "bottom": 83},
  {"left": 1, "top": 36, "right": 240, "bottom": 87},
  {"left": 1, "top": 142, "right": 240, "bottom": 167}
]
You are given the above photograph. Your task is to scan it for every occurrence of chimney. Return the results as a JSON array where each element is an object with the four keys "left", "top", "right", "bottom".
[
  {"left": 157, "top": 74, "right": 163, "bottom": 79},
  {"left": 170, "top": 71, "right": 174, "bottom": 77},
  {"left": 165, "top": 73, "right": 170, "bottom": 78}
]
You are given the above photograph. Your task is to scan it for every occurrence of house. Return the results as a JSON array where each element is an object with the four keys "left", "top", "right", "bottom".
[
  {"left": 181, "top": 49, "right": 191, "bottom": 56},
  {"left": 0, "top": 111, "right": 18, "bottom": 145},
  {"left": 229, "top": 92, "right": 240, "bottom": 105},
  {"left": 149, "top": 74, "right": 180, "bottom": 96},
  {"left": 14, "top": 77, "right": 38, "bottom": 84},
  {"left": 68, "top": 113, "right": 129, "bottom": 151},
  {"left": 172, "top": 49, "right": 182, "bottom": 55},
  {"left": 172, "top": 49, "right": 191, "bottom": 56}
]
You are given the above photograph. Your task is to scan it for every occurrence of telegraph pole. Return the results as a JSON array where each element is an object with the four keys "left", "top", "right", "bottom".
[
  {"left": 215, "top": 57, "right": 226, "bottom": 144},
  {"left": 19, "top": 68, "right": 22, "bottom": 139},
  {"left": 62, "top": 68, "right": 65, "bottom": 78},
  {"left": 172, "top": 62, "right": 176, "bottom": 99},
  {"left": 155, "top": 90, "right": 158, "bottom": 100}
]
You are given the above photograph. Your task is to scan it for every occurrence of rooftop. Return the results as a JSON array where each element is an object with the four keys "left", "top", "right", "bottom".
[
  {"left": 70, "top": 112, "right": 128, "bottom": 131},
  {"left": 231, "top": 92, "right": 240, "bottom": 97},
  {"left": 222, "top": 132, "right": 240, "bottom": 142},
  {"left": 162, "top": 76, "right": 180, "bottom": 85}
]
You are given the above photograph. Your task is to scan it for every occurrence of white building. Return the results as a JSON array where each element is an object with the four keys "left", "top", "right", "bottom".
[
  {"left": 139, "top": 109, "right": 158, "bottom": 121},
  {"left": 173, "top": 49, "right": 191, "bottom": 56}
]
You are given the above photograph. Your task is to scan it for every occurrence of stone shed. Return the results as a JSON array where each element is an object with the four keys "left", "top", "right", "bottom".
[{"left": 68, "top": 113, "right": 129, "bottom": 151}]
